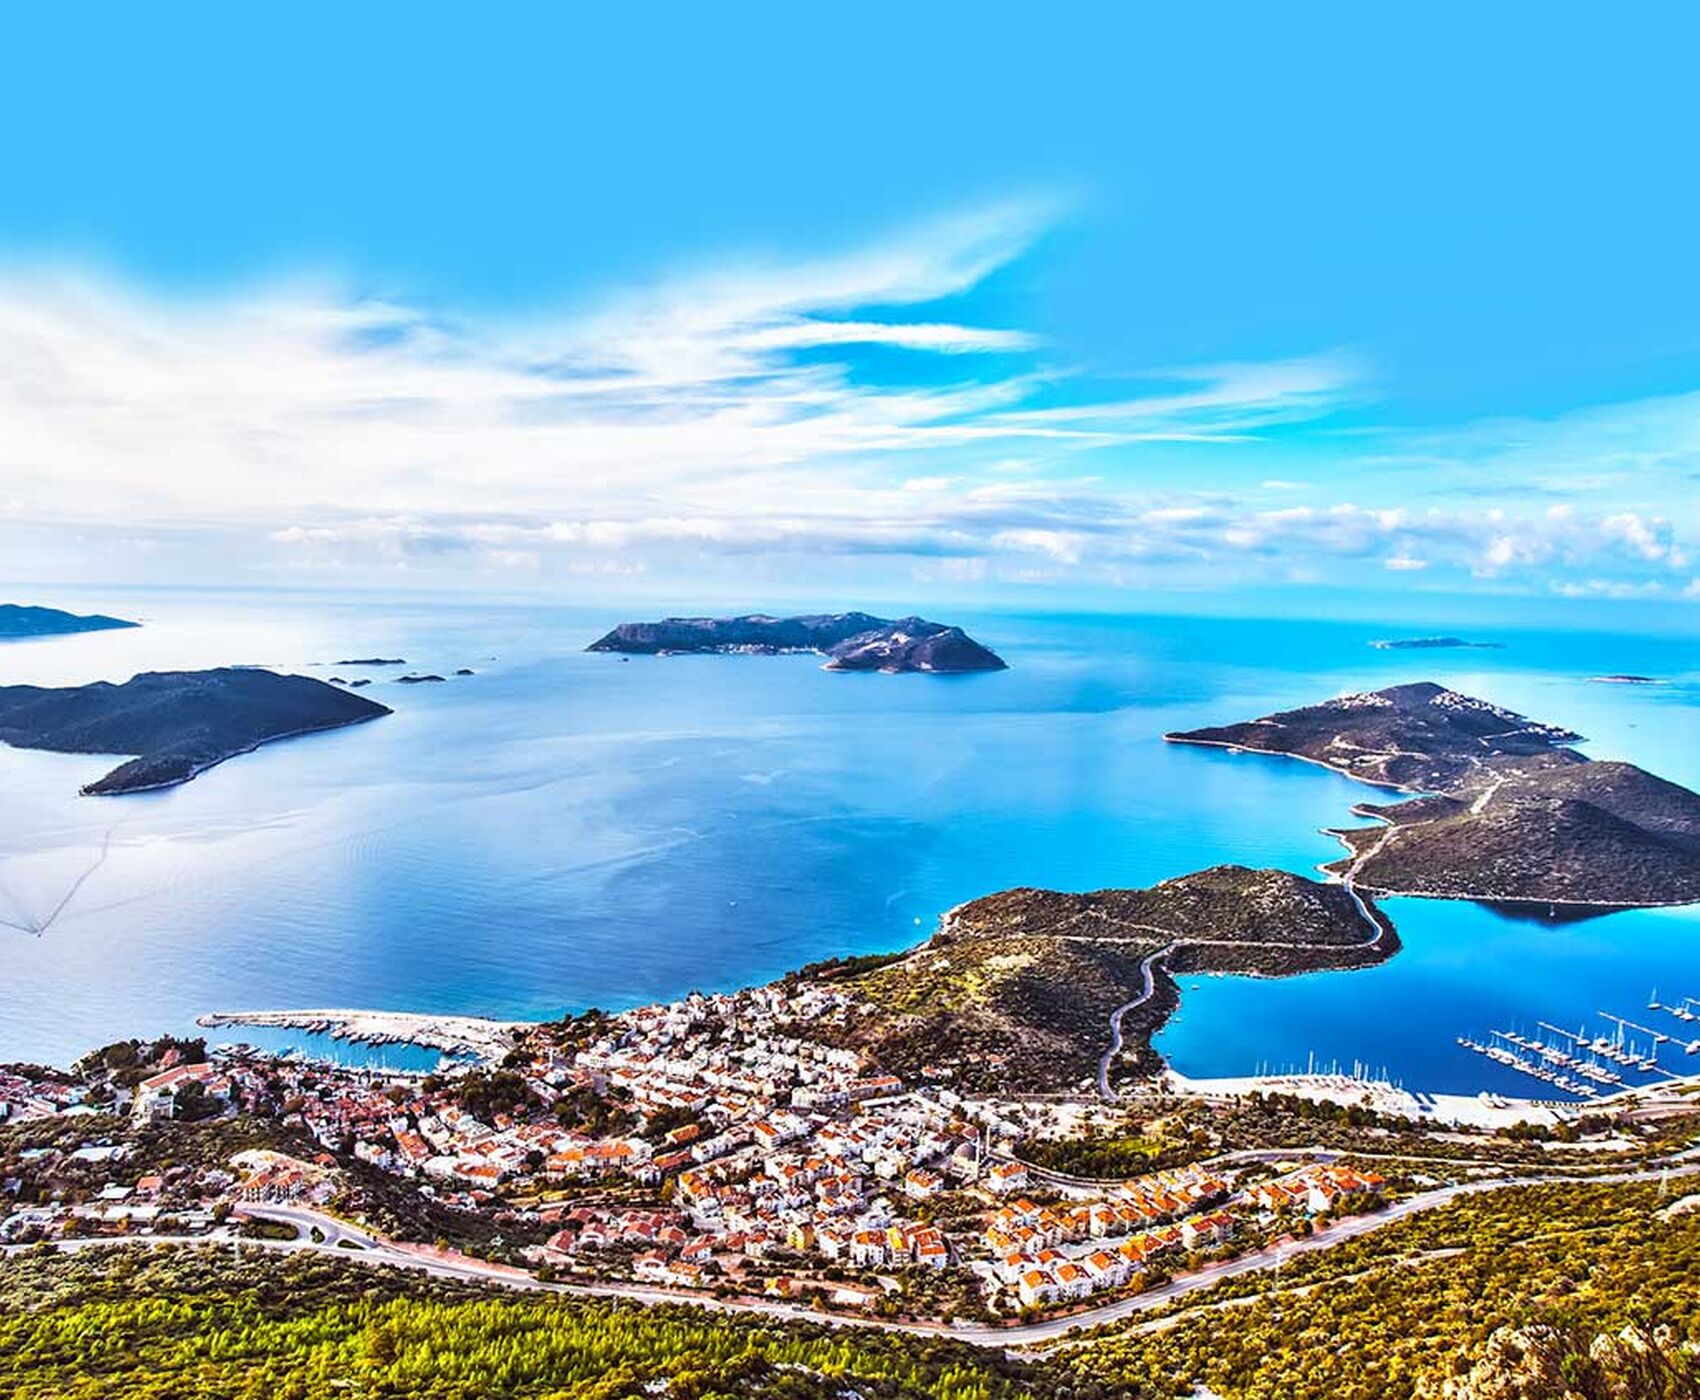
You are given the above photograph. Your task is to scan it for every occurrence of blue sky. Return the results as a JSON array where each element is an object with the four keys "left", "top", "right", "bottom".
[{"left": 3, "top": 4, "right": 1699, "bottom": 614}]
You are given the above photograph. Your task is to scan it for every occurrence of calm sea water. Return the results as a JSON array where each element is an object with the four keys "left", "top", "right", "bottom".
[{"left": 0, "top": 591, "right": 1696, "bottom": 1097}]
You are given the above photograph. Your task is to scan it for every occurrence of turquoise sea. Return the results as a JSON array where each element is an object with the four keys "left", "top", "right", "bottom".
[{"left": 0, "top": 591, "right": 1696, "bottom": 1098}]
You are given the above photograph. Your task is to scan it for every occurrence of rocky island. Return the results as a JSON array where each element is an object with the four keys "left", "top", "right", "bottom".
[
  {"left": 795, "top": 865, "right": 1391, "bottom": 1095},
  {"left": 0, "top": 603, "right": 138, "bottom": 639},
  {"left": 1168, "top": 681, "right": 1700, "bottom": 907},
  {"left": 588, "top": 612, "right": 1007, "bottom": 673},
  {"left": 1369, "top": 635, "right": 1502, "bottom": 650},
  {"left": 0, "top": 667, "right": 392, "bottom": 795}
]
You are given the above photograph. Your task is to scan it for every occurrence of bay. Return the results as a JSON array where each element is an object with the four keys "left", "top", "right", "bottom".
[{"left": 0, "top": 589, "right": 1695, "bottom": 1100}]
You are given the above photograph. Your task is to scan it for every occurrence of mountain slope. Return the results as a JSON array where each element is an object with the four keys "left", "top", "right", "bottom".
[
  {"left": 0, "top": 603, "right": 138, "bottom": 639},
  {"left": 0, "top": 668, "right": 392, "bottom": 795},
  {"left": 588, "top": 611, "right": 1006, "bottom": 672}
]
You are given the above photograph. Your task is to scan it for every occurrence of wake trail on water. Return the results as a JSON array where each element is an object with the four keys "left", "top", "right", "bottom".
[{"left": 0, "top": 825, "right": 122, "bottom": 937}]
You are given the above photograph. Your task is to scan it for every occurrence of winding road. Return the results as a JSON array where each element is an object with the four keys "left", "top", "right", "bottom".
[
  {"left": 1095, "top": 944, "right": 1175, "bottom": 1100},
  {"left": 1092, "top": 878, "right": 1391, "bottom": 1103},
  {"left": 14, "top": 1156, "right": 1696, "bottom": 1352}
]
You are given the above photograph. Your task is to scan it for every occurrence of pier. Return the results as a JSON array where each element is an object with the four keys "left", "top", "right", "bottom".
[
  {"left": 1648, "top": 991, "right": 1700, "bottom": 1038},
  {"left": 1458, "top": 999, "right": 1688, "bottom": 1099},
  {"left": 197, "top": 1008, "right": 531, "bottom": 1063}
]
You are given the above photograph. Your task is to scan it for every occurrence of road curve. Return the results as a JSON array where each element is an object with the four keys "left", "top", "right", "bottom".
[
  {"left": 1096, "top": 944, "right": 1174, "bottom": 1101},
  {"left": 9, "top": 1160, "right": 1694, "bottom": 1352}
]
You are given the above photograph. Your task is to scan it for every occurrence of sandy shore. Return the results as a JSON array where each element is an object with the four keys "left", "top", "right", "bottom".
[{"left": 1160, "top": 1068, "right": 1572, "bottom": 1129}]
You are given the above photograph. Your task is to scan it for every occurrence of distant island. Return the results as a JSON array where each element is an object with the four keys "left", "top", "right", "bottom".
[
  {"left": 1168, "top": 681, "right": 1700, "bottom": 907},
  {"left": 797, "top": 864, "right": 1391, "bottom": 1095},
  {"left": 0, "top": 603, "right": 138, "bottom": 639},
  {"left": 0, "top": 668, "right": 391, "bottom": 795},
  {"left": 1369, "top": 635, "right": 1502, "bottom": 650},
  {"left": 588, "top": 612, "right": 1007, "bottom": 673},
  {"left": 1591, "top": 674, "right": 1661, "bottom": 685},
  {"left": 336, "top": 658, "right": 406, "bottom": 666}
]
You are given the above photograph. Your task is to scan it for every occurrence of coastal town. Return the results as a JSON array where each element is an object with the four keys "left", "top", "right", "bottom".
[
  {"left": 0, "top": 976, "right": 1409, "bottom": 1325},
  {"left": 7, "top": 676, "right": 1694, "bottom": 1340},
  {"left": 0, "top": 971, "right": 1407, "bottom": 1325}
]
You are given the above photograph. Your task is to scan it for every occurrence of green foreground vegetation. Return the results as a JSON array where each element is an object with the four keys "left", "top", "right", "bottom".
[
  {"left": 6, "top": 1177, "right": 1700, "bottom": 1397},
  {"left": 1060, "top": 1179, "right": 1700, "bottom": 1398},
  {"left": 0, "top": 1248, "right": 1059, "bottom": 1400}
]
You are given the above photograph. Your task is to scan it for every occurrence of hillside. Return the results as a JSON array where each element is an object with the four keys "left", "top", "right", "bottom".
[
  {"left": 807, "top": 865, "right": 1389, "bottom": 1095},
  {"left": 0, "top": 1247, "right": 1056, "bottom": 1400},
  {"left": 1063, "top": 1179, "right": 1700, "bottom": 1399},
  {"left": 1168, "top": 681, "right": 1583, "bottom": 793},
  {"left": 0, "top": 668, "right": 392, "bottom": 795},
  {"left": 588, "top": 612, "right": 1006, "bottom": 673},
  {"left": 821, "top": 622, "right": 1006, "bottom": 673},
  {"left": 0, "top": 603, "right": 138, "bottom": 639},
  {"left": 1171, "top": 683, "right": 1700, "bottom": 908}
]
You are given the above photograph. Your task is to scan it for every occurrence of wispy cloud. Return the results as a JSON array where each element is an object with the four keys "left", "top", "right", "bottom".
[
  {"left": 2, "top": 200, "right": 1696, "bottom": 601},
  {"left": 0, "top": 204, "right": 1355, "bottom": 560}
]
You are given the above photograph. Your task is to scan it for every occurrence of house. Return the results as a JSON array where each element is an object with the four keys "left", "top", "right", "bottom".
[
  {"left": 1081, "top": 1249, "right": 1128, "bottom": 1289},
  {"left": 904, "top": 1167, "right": 945, "bottom": 1199},
  {"left": 849, "top": 1228, "right": 888, "bottom": 1266},
  {"left": 986, "top": 1160, "right": 1028, "bottom": 1194},
  {"left": 912, "top": 1228, "right": 949, "bottom": 1269},
  {"left": 131, "top": 1063, "right": 229, "bottom": 1123},
  {"left": 1180, "top": 1210, "right": 1237, "bottom": 1251},
  {"left": 1017, "top": 1268, "right": 1057, "bottom": 1307},
  {"left": 1305, "top": 1167, "right": 1384, "bottom": 1214}
]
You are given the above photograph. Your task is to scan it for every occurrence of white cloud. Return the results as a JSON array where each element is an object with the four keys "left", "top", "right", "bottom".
[
  {"left": 0, "top": 204, "right": 1367, "bottom": 582},
  {"left": 2, "top": 199, "right": 1697, "bottom": 602}
]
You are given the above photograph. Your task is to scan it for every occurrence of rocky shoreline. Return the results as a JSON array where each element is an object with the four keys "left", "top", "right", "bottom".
[
  {"left": 588, "top": 611, "right": 1007, "bottom": 673},
  {"left": 1169, "top": 681, "right": 1700, "bottom": 909}
]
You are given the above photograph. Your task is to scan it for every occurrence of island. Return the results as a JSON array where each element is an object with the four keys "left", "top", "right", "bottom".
[
  {"left": 396, "top": 673, "right": 446, "bottom": 684},
  {"left": 1368, "top": 635, "right": 1503, "bottom": 650},
  {"left": 1168, "top": 681, "right": 1700, "bottom": 907},
  {"left": 0, "top": 667, "right": 392, "bottom": 795},
  {"left": 1591, "top": 674, "right": 1661, "bottom": 685},
  {"left": 0, "top": 603, "right": 138, "bottom": 639},
  {"left": 793, "top": 865, "right": 1392, "bottom": 1096},
  {"left": 587, "top": 612, "right": 1007, "bottom": 673},
  {"left": 337, "top": 657, "right": 406, "bottom": 666}
]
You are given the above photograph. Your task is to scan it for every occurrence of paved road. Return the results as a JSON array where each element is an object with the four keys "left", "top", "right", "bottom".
[
  {"left": 10, "top": 1159, "right": 1696, "bottom": 1352},
  {"left": 1096, "top": 945, "right": 1174, "bottom": 1100},
  {"left": 1092, "top": 877, "right": 1390, "bottom": 1104}
]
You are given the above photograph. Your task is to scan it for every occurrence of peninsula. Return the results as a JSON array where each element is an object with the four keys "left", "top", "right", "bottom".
[
  {"left": 1168, "top": 681, "right": 1700, "bottom": 907},
  {"left": 798, "top": 864, "right": 1391, "bottom": 1096},
  {"left": 0, "top": 667, "right": 392, "bottom": 795},
  {"left": 0, "top": 603, "right": 138, "bottom": 639},
  {"left": 588, "top": 612, "right": 1007, "bottom": 673}
]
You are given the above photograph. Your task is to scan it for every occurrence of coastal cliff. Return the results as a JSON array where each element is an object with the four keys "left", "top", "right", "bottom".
[{"left": 0, "top": 668, "right": 392, "bottom": 795}]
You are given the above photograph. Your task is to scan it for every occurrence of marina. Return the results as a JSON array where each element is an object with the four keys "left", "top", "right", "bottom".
[
  {"left": 1649, "top": 989, "right": 1700, "bottom": 1038},
  {"left": 197, "top": 1008, "right": 528, "bottom": 1064},
  {"left": 1456, "top": 996, "right": 1700, "bottom": 1099}
]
